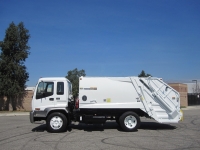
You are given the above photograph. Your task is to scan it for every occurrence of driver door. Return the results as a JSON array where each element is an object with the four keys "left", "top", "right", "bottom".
[{"left": 34, "top": 81, "right": 55, "bottom": 110}]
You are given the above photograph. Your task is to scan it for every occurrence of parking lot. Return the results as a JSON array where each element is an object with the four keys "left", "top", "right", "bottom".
[{"left": 0, "top": 107, "right": 199, "bottom": 150}]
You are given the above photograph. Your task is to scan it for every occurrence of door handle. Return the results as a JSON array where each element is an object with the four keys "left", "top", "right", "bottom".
[{"left": 49, "top": 98, "right": 54, "bottom": 101}]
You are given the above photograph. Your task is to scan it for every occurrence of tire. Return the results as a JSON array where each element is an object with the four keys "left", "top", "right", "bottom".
[
  {"left": 119, "top": 111, "right": 140, "bottom": 132},
  {"left": 46, "top": 112, "right": 67, "bottom": 133}
]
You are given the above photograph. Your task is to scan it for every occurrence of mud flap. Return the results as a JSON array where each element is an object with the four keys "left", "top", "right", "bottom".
[{"left": 180, "top": 109, "right": 183, "bottom": 121}]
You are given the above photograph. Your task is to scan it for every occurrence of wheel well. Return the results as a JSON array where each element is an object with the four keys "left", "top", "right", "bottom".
[
  {"left": 46, "top": 110, "right": 69, "bottom": 122},
  {"left": 131, "top": 109, "right": 146, "bottom": 117},
  {"left": 116, "top": 109, "right": 146, "bottom": 119}
]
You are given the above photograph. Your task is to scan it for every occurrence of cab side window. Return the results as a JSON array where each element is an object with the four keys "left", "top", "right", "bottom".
[
  {"left": 36, "top": 82, "right": 54, "bottom": 99},
  {"left": 57, "top": 82, "right": 64, "bottom": 95}
]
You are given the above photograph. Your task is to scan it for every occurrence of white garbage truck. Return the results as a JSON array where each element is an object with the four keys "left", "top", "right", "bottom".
[{"left": 30, "top": 76, "right": 183, "bottom": 132}]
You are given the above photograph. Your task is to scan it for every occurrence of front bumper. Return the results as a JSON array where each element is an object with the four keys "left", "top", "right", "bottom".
[
  {"left": 30, "top": 111, "right": 34, "bottom": 123},
  {"left": 30, "top": 110, "right": 47, "bottom": 123}
]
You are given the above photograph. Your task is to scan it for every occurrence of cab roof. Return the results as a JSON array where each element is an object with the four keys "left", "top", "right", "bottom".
[{"left": 38, "top": 77, "right": 71, "bottom": 83}]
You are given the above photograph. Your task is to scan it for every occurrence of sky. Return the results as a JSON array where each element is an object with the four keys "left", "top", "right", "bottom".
[{"left": 0, "top": 0, "right": 200, "bottom": 86}]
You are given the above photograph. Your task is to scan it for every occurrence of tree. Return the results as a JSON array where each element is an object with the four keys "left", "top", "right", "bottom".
[
  {"left": 138, "top": 70, "right": 152, "bottom": 77},
  {"left": 66, "top": 68, "right": 86, "bottom": 98},
  {"left": 0, "top": 22, "right": 30, "bottom": 110},
  {"left": 0, "top": 81, "right": 4, "bottom": 111}
]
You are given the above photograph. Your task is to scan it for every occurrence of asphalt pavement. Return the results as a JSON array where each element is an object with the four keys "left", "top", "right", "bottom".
[{"left": 0, "top": 107, "right": 199, "bottom": 150}]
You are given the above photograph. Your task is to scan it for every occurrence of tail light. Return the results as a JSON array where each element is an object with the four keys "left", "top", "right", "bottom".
[{"left": 75, "top": 99, "right": 79, "bottom": 109}]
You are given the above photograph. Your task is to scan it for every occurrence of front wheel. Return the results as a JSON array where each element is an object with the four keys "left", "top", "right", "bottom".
[
  {"left": 46, "top": 112, "right": 67, "bottom": 133},
  {"left": 119, "top": 111, "right": 140, "bottom": 132}
]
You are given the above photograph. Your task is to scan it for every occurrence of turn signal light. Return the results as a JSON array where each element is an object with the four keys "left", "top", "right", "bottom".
[{"left": 75, "top": 99, "right": 79, "bottom": 109}]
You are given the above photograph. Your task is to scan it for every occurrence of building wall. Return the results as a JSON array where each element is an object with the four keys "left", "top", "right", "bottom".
[
  {"left": 22, "top": 90, "right": 34, "bottom": 111},
  {"left": 168, "top": 83, "right": 188, "bottom": 107},
  {"left": 0, "top": 90, "right": 34, "bottom": 111}
]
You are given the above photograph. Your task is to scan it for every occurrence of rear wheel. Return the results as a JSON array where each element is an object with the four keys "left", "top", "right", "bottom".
[
  {"left": 119, "top": 111, "right": 140, "bottom": 132},
  {"left": 46, "top": 112, "right": 67, "bottom": 133}
]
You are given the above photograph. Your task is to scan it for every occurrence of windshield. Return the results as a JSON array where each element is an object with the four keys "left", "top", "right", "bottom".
[{"left": 36, "top": 82, "right": 54, "bottom": 99}]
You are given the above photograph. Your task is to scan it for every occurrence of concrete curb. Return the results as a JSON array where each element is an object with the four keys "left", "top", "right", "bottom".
[
  {"left": 0, "top": 112, "right": 29, "bottom": 117},
  {"left": 181, "top": 106, "right": 200, "bottom": 110}
]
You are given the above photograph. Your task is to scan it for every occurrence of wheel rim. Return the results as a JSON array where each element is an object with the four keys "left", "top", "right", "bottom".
[
  {"left": 50, "top": 116, "right": 63, "bottom": 130},
  {"left": 124, "top": 115, "right": 137, "bottom": 129}
]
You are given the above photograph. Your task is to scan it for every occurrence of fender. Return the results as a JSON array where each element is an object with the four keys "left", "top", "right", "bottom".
[
  {"left": 44, "top": 107, "right": 70, "bottom": 117},
  {"left": 32, "top": 107, "right": 70, "bottom": 118}
]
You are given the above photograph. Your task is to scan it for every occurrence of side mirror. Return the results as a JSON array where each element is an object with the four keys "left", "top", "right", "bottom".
[
  {"left": 40, "top": 90, "right": 44, "bottom": 94},
  {"left": 40, "top": 90, "right": 46, "bottom": 97}
]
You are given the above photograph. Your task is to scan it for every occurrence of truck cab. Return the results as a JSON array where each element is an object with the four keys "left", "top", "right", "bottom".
[
  {"left": 30, "top": 78, "right": 73, "bottom": 127},
  {"left": 31, "top": 77, "right": 72, "bottom": 110}
]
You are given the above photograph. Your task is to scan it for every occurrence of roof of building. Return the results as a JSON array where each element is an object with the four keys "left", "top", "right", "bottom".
[
  {"left": 184, "top": 83, "right": 199, "bottom": 94},
  {"left": 25, "top": 87, "right": 35, "bottom": 91},
  {"left": 168, "top": 83, "right": 187, "bottom": 86}
]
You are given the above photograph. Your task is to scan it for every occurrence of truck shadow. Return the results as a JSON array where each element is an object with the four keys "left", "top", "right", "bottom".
[
  {"left": 139, "top": 122, "right": 176, "bottom": 130},
  {"left": 68, "top": 122, "right": 121, "bottom": 132},
  {"left": 69, "top": 122, "right": 176, "bottom": 132},
  {"left": 32, "top": 121, "right": 176, "bottom": 132},
  {"left": 32, "top": 122, "right": 46, "bottom": 132}
]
